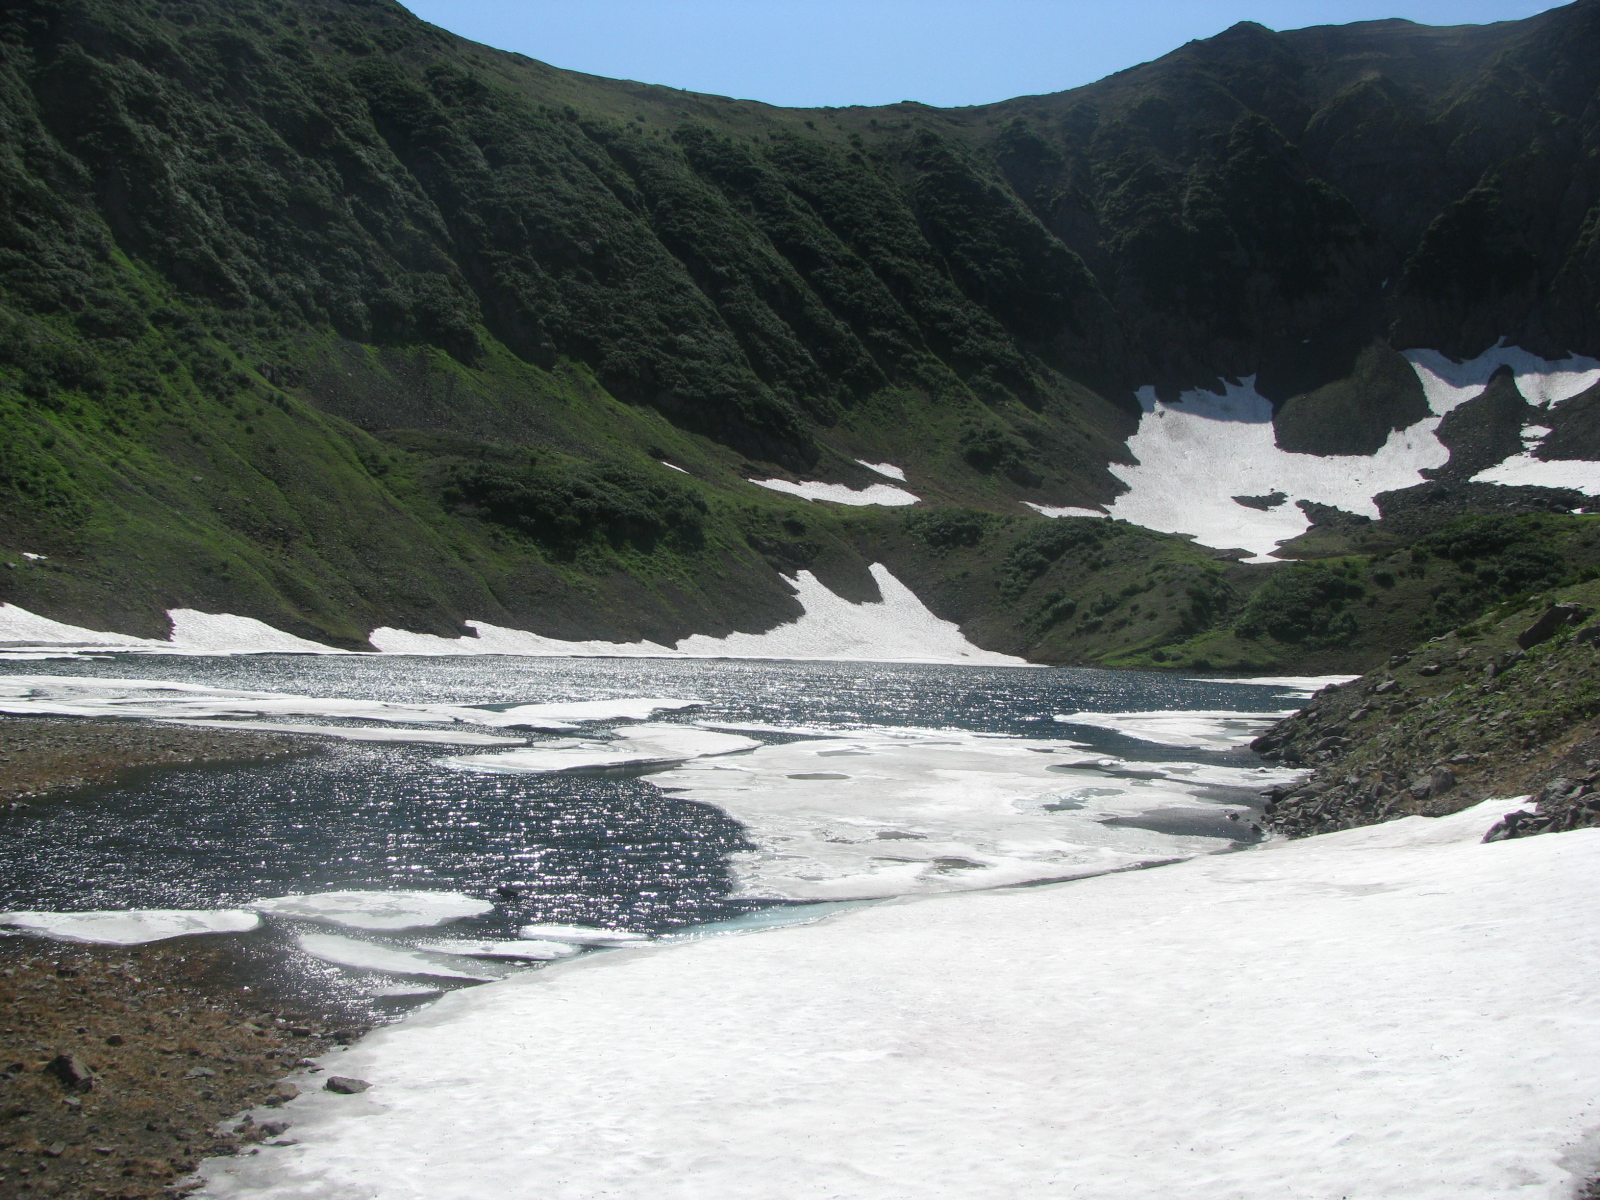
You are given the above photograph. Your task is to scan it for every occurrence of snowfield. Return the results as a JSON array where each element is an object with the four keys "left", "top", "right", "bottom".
[
  {"left": 1095, "top": 343, "right": 1600, "bottom": 558},
  {"left": 201, "top": 800, "right": 1600, "bottom": 1200}
]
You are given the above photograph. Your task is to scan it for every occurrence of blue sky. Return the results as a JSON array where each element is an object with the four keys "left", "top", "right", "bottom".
[{"left": 403, "top": 0, "right": 1562, "bottom": 109}]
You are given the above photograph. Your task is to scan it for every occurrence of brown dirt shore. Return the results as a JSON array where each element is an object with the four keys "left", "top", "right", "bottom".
[
  {"left": 0, "top": 940, "right": 365, "bottom": 1200},
  {"left": 0, "top": 717, "right": 316, "bottom": 807},
  {"left": 0, "top": 716, "right": 347, "bottom": 1199}
]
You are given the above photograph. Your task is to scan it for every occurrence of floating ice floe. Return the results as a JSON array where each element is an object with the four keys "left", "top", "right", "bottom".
[
  {"left": 368, "top": 984, "right": 444, "bottom": 999},
  {"left": 650, "top": 728, "right": 1302, "bottom": 899},
  {"left": 481, "top": 698, "right": 703, "bottom": 726},
  {"left": 0, "top": 908, "right": 261, "bottom": 945},
  {"left": 1186, "top": 674, "right": 1360, "bottom": 697},
  {"left": 295, "top": 934, "right": 498, "bottom": 981},
  {"left": 199, "top": 801, "right": 1600, "bottom": 1200},
  {"left": 747, "top": 478, "right": 919, "bottom": 506},
  {"left": 1023, "top": 502, "right": 1107, "bottom": 519},
  {"left": 516, "top": 925, "right": 650, "bottom": 947},
  {"left": 854, "top": 460, "right": 907, "bottom": 481},
  {"left": 411, "top": 939, "right": 580, "bottom": 960},
  {"left": 444, "top": 725, "right": 760, "bottom": 775},
  {"left": 1053, "top": 710, "right": 1292, "bottom": 750},
  {"left": 249, "top": 891, "right": 493, "bottom": 930}
]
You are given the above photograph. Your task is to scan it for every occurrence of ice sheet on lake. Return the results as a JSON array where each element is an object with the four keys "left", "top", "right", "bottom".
[
  {"left": 0, "top": 908, "right": 260, "bottom": 945},
  {"left": 295, "top": 934, "right": 498, "bottom": 981},
  {"left": 747, "top": 478, "right": 919, "bottom": 506},
  {"left": 649, "top": 729, "right": 1300, "bottom": 899},
  {"left": 412, "top": 939, "right": 580, "bottom": 960},
  {"left": 1188, "top": 674, "right": 1357, "bottom": 690},
  {"left": 675, "top": 565, "right": 1026, "bottom": 665},
  {"left": 250, "top": 891, "right": 493, "bottom": 930},
  {"left": 1054, "top": 709, "right": 1292, "bottom": 749},
  {"left": 1023, "top": 502, "right": 1107, "bottom": 519},
  {"left": 201, "top": 802, "right": 1600, "bottom": 1200},
  {"left": 444, "top": 725, "right": 760, "bottom": 775},
  {"left": 516, "top": 925, "right": 650, "bottom": 947},
  {"left": 0, "top": 675, "right": 530, "bottom": 741},
  {"left": 854, "top": 460, "right": 907, "bottom": 481}
]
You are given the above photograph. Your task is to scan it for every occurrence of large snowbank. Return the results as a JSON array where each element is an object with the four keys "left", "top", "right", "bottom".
[
  {"left": 672, "top": 565, "right": 1025, "bottom": 664},
  {"left": 1107, "top": 344, "right": 1600, "bottom": 558},
  {"left": 1104, "top": 379, "right": 1446, "bottom": 558},
  {"left": 200, "top": 801, "right": 1600, "bottom": 1200},
  {"left": 0, "top": 566, "right": 1014, "bottom": 667}
]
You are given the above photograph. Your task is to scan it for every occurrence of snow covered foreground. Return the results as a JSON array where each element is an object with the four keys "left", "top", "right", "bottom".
[{"left": 203, "top": 801, "right": 1600, "bottom": 1200}]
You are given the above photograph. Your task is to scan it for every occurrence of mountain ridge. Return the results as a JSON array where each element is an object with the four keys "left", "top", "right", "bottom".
[{"left": 1, "top": 0, "right": 1598, "bottom": 666}]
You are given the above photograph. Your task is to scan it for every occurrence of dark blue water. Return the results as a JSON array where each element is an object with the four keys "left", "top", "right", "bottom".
[{"left": 0, "top": 656, "right": 1303, "bottom": 1017}]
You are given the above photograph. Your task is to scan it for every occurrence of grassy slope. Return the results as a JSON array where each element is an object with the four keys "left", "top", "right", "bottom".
[{"left": 1, "top": 0, "right": 1598, "bottom": 665}]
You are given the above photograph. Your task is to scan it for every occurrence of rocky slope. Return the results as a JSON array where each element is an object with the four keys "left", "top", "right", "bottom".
[
  {"left": 1257, "top": 577, "right": 1600, "bottom": 836},
  {"left": 2, "top": 0, "right": 1600, "bottom": 664}
]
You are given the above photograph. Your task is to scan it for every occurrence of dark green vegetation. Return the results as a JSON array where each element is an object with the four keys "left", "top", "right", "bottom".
[
  {"left": 1258, "top": 578, "right": 1600, "bottom": 839},
  {"left": 2, "top": 0, "right": 1600, "bottom": 661}
]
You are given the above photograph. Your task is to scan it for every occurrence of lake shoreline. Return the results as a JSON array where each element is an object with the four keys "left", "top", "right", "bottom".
[
  {"left": 0, "top": 717, "right": 321, "bottom": 808},
  {"left": 0, "top": 937, "right": 365, "bottom": 1200}
]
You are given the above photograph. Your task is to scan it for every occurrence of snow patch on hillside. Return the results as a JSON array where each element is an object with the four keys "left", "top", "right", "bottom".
[
  {"left": 673, "top": 565, "right": 1025, "bottom": 664},
  {"left": 1403, "top": 342, "right": 1600, "bottom": 412},
  {"left": 855, "top": 460, "right": 907, "bottom": 481},
  {"left": 1023, "top": 502, "right": 1106, "bottom": 519},
  {"left": 1107, "top": 345, "right": 1600, "bottom": 557},
  {"left": 0, "top": 604, "right": 345, "bottom": 657},
  {"left": 747, "top": 478, "right": 919, "bottom": 506},
  {"left": 198, "top": 804, "right": 1600, "bottom": 1200},
  {"left": 1471, "top": 423, "right": 1600, "bottom": 492},
  {"left": 1104, "top": 379, "right": 1445, "bottom": 557}
]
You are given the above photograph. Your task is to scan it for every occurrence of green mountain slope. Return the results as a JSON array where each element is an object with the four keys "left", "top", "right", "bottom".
[{"left": 1, "top": 0, "right": 1599, "bottom": 663}]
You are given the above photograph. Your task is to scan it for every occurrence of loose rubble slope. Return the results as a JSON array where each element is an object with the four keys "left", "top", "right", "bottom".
[{"left": 1256, "top": 580, "right": 1600, "bottom": 837}]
